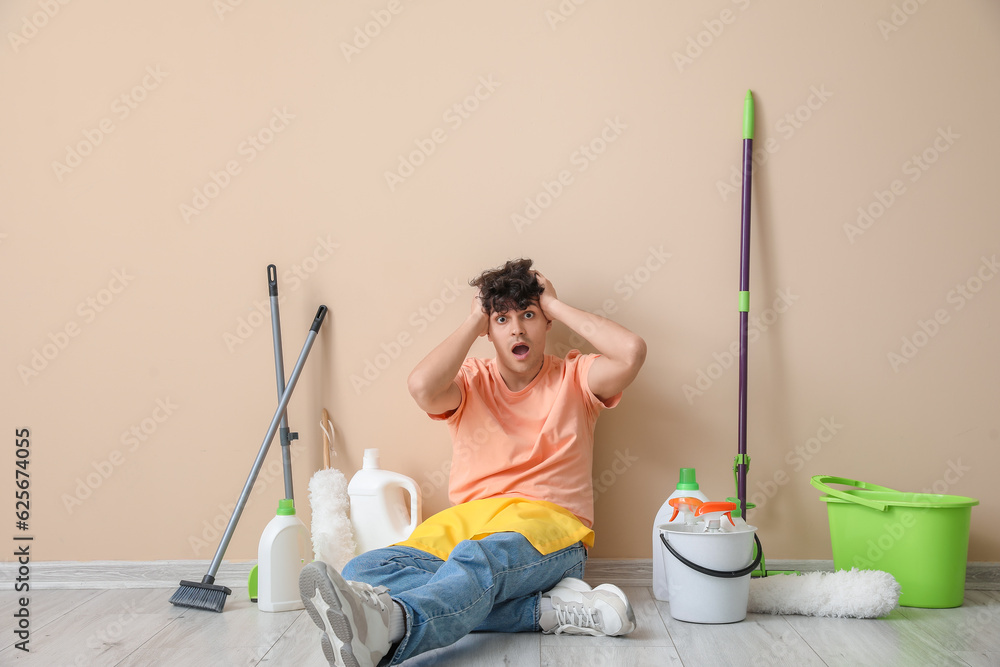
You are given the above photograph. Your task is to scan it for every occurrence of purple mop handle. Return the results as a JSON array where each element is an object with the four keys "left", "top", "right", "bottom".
[{"left": 738, "top": 90, "right": 754, "bottom": 516}]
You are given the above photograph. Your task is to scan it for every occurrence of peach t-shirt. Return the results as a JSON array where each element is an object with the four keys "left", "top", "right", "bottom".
[{"left": 432, "top": 349, "right": 621, "bottom": 528}]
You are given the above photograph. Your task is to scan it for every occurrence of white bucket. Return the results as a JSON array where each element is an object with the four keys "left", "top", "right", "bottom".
[{"left": 658, "top": 522, "right": 759, "bottom": 623}]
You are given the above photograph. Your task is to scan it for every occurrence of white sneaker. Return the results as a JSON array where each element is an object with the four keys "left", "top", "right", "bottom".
[
  {"left": 299, "top": 561, "right": 393, "bottom": 667},
  {"left": 540, "top": 577, "right": 637, "bottom": 636}
]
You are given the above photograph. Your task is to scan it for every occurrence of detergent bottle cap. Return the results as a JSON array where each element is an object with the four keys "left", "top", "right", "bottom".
[
  {"left": 363, "top": 448, "right": 381, "bottom": 469},
  {"left": 276, "top": 499, "right": 296, "bottom": 516},
  {"left": 676, "top": 468, "right": 700, "bottom": 491}
]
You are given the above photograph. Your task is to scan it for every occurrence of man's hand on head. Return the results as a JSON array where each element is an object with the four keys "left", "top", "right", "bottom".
[
  {"left": 471, "top": 291, "right": 489, "bottom": 337},
  {"left": 533, "top": 271, "right": 558, "bottom": 322}
]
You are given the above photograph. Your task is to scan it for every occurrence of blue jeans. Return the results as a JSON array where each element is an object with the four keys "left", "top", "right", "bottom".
[{"left": 342, "top": 532, "right": 587, "bottom": 665}]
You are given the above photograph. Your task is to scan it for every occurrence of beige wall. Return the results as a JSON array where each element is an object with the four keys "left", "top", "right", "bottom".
[{"left": 3, "top": 0, "right": 998, "bottom": 565}]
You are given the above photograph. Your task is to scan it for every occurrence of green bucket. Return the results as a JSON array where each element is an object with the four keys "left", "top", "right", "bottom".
[{"left": 811, "top": 475, "right": 978, "bottom": 608}]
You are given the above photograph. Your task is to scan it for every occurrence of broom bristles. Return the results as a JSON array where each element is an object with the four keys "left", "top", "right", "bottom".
[{"left": 169, "top": 578, "right": 233, "bottom": 613}]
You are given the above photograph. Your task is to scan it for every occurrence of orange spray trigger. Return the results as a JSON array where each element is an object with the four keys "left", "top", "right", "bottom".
[
  {"left": 696, "top": 501, "right": 737, "bottom": 526},
  {"left": 668, "top": 497, "right": 705, "bottom": 522}
]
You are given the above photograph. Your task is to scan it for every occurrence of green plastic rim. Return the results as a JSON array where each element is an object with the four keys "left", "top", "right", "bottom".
[
  {"left": 811, "top": 475, "right": 979, "bottom": 510},
  {"left": 276, "top": 499, "right": 296, "bottom": 515}
]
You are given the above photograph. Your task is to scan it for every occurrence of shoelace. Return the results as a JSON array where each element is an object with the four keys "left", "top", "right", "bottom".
[
  {"left": 348, "top": 581, "right": 390, "bottom": 613},
  {"left": 551, "top": 601, "right": 599, "bottom": 633}
]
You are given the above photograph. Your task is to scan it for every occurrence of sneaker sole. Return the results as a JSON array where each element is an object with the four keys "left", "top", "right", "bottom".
[{"left": 299, "top": 562, "right": 361, "bottom": 667}]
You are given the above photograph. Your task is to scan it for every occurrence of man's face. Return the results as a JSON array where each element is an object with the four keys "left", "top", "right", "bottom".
[{"left": 487, "top": 302, "right": 551, "bottom": 377}]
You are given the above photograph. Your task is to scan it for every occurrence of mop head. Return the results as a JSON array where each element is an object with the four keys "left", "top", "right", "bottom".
[
  {"left": 307, "top": 467, "right": 356, "bottom": 572},
  {"left": 748, "top": 568, "right": 901, "bottom": 618}
]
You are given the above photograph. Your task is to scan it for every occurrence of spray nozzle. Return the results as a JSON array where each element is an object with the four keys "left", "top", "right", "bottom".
[
  {"left": 668, "top": 496, "right": 705, "bottom": 524},
  {"left": 695, "top": 501, "right": 738, "bottom": 527}
]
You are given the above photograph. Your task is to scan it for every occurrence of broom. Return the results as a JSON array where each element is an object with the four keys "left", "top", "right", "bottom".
[{"left": 170, "top": 305, "right": 327, "bottom": 612}]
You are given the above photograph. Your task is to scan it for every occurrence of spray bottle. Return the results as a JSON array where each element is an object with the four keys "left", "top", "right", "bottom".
[
  {"left": 348, "top": 448, "right": 422, "bottom": 554},
  {"left": 256, "top": 498, "right": 312, "bottom": 612},
  {"left": 652, "top": 468, "right": 709, "bottom": 602}
]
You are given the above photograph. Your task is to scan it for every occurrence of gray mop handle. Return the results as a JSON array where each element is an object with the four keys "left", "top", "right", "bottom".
[
  {"left": 206, "top": 305, "right": 328, "bottom": 580},
  {"left": 267, "top": 265, "right": 295, "bottom": 501}
]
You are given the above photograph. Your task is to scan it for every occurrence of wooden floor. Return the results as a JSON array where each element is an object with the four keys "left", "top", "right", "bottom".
[{"left": 2, "top": 586, "right": 999, "bottom": 666}]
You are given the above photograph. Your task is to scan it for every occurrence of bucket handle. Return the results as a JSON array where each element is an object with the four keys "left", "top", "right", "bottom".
[
  {"left": 809, "top": 475, "right": 899, "bottom": 512},
  {"left": 659, "top": 532, "right": 763, "bottom": 579}
]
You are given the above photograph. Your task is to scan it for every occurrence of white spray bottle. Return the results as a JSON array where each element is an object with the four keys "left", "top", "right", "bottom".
[
  {"left": 348, "top": 448, "right": 422, "bottom": 554},
  {"left": 652, "top": 468, "right": 709, "bottom": 602}
]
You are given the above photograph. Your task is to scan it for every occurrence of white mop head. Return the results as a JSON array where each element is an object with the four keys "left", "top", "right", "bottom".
[
  {"left": 748, "top": 568, "right": 901, "bottom": 618},
  {"left": 307, "top": 467, "right": 356, "bottom": 572}
]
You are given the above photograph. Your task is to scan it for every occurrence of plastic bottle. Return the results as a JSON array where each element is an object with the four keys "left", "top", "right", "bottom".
[
  {"left": 652, "top": 468, "right": 709, "bottom": 602},
  {"left": 348, "top": 448, "right": 422, "bottom": 554},
  {"left": 257, "top": 498, "right": 312, "bottom": 612}
]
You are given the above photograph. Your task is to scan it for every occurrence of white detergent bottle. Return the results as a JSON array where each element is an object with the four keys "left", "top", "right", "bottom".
[
  {"left": 348, "top": 448, "right": 422, "bottom": 554},
  {"left": 258, "top": 499, "right": 311, "bottom": 612},
  {"left": 652, "top": 468, "right": 709, "bottom": 602}
]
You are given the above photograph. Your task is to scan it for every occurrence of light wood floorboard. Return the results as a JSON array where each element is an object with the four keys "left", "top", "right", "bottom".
[{"left": 3, "top": 587, "right": 1000, "bottom": 665}]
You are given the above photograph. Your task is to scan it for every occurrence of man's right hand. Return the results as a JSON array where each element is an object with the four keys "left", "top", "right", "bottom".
[{"left": 471, "top": 292, "right": 489, "bottom": 337}]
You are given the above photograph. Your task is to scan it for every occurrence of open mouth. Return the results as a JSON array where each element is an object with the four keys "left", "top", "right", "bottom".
[{"left": 511, "top": 343, "right": 530, "bottom": 360}]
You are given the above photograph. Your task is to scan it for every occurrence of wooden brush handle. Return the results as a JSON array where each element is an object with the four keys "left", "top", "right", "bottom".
[{"left": 321, "top": 408, "right": 331, "bottom": 469}]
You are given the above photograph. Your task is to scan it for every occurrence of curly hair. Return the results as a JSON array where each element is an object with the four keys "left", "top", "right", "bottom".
[{"left": 469, "top": 258, "right": 544, "bottom": 316}]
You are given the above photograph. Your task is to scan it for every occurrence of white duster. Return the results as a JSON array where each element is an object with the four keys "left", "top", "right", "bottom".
[
  {"left": 307, "top": 412, "right": 356, "bottom": 573},
  {"left": 748, "top": 568, "right": 901, "bottom": 618},
  {"left": 307, "top": 467, "right": 356, "bottom": 572}
]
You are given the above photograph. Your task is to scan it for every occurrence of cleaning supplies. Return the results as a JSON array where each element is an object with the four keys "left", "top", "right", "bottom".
[
  {"left": 257, "top": 499, "right": 311, "bottom": 612},
  {"left": 652, "top": 468, "right": 709, "bottom": 601},
  {"left": 252, "top": 264, "right": 311, "bottom": 609},
  {"left": 348, "top": 448, "right": 422, "bottom": 554},
  {"left": 658, "top": 516, "right": 761, "bottom": 623},
  {"left": 308, "top": 409, "right": 356, "bottom": 572},
  {"left": 170, "top": 305, "right": 327, "bottom": 613}
]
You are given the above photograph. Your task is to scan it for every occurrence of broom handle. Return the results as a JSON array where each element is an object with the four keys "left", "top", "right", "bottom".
[
  {"left": 737, "top": 90, "right": 754, "bottom": 517},
  {"left": 206, "top": 305, "right": 328, "bottom": 581},
  {"left": 268, "top": 265, "right": 295, "bottom": 501}
]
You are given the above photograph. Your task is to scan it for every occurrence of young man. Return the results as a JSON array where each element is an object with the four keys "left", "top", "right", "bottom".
[{"left": 300, "top": 259, "right": 646, "bottom": 667}]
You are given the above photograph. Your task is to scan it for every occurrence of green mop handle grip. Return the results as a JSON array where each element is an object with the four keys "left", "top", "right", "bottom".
[{"left": 810, "top": 475, "right": 899, "bottom": 512}]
